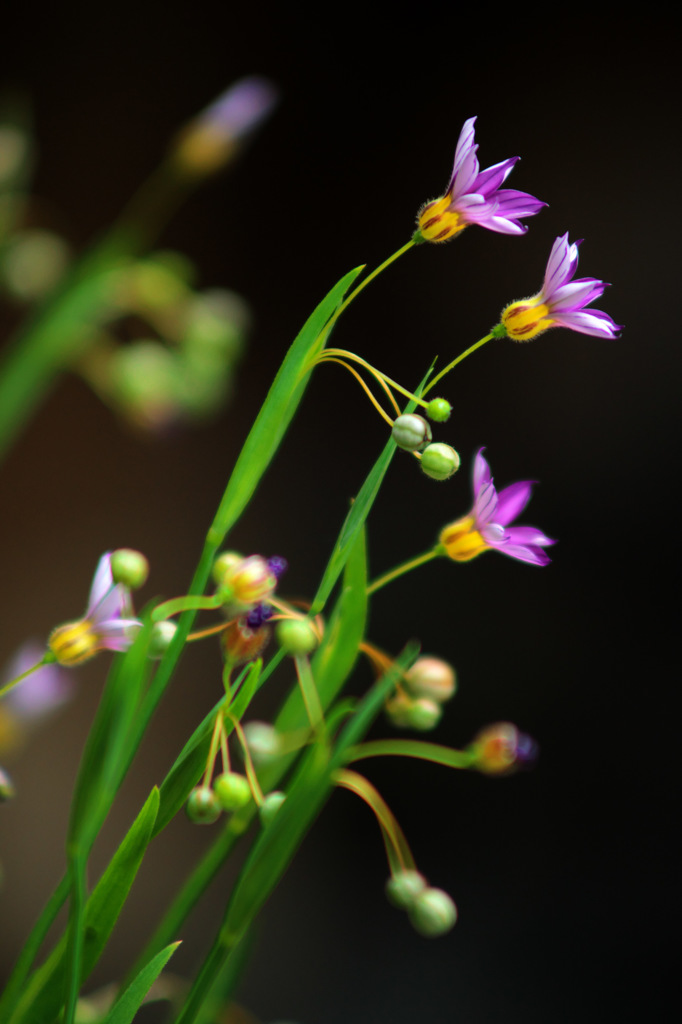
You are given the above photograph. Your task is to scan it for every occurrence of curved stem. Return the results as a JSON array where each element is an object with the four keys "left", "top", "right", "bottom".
[
  {"left": 323, "top": 348, "right": 425, "bottom": 412},
  {"left": 422, "top": 332, "right": 494, "bottom": 396},
  {"left": 366, "top": 549, "right": 439, "bottom": 595},
  {"left": 316, "top": 356, "right": 395, "bottom": 426}
]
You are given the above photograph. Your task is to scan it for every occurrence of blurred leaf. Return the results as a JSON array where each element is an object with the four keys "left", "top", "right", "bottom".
[{"left": 99, "top": 943, "right": 181, "bottom": 1024}]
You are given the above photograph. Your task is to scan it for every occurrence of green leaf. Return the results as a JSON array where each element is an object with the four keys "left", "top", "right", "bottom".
[
  {"left": 11, "top": 789, "right": 160, "bottom": 1024},
  {"left": 100, "top": 942, "right": 180, "bottom": 1024},
  {"left": 208, "top": 265, "right": 365, "bottom": 545}
]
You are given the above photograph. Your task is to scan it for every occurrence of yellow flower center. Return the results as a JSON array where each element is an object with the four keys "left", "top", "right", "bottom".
[
  {"left": 501, "top": 298, "right": 555, "bottom": 341},
  {"left": 49, "top": 619, "right": 100, "bottom": 666},
  {"left": 439, "top": 517, "right": 490, "bottom": 562},
  {"left": 417, "top": 195, "right": 466, "bottom": 242}
]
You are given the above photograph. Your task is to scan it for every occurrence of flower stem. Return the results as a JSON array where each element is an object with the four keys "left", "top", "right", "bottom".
[
  {"left": 0, "top": 655, "right": 50, "bottom": 701},
  {"left": 366, "top": 549, "right": 439, "bottom": 595},
  {"left": 422, "top": 332, "right": 494, "bottom": 396},
  {"left": 324, "top": 239, "right": 415, "bottom": 332}
]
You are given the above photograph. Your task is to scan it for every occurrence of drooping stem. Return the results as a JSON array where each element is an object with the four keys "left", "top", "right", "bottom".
[
  {"left": 422, "top": 332, "right": 495, "bottom": 396},
  {"left": 366, "top": 549, "right": 439, "bottom": 595}
]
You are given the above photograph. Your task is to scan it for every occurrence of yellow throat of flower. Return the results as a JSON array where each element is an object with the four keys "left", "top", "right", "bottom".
[
  {"left": 49, "top": 619, "right": 101, "bottom": 666},
  {"left": 501, "top": 297, "right": 555, "bottom": 341},
  {"left": 439, "top": 516, "right": 489, "bottom": 562},
  {"left": 418, "top": 195, "right": 466, "bottom": 242}
]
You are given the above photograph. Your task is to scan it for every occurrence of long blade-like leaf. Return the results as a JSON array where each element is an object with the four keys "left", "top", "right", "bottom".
[{"left": 100, "top": 942, "right": 181, "bottom": 1024}]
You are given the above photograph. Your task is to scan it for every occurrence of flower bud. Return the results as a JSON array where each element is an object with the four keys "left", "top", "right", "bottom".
[
  {"left": 212, "top": 551, "right": 244, "bottom": 586},
  {"left": 218, "top": 555, "right": 277, "bottom": 610},
  {"left": 385, "top": 870, "right": 427, "bottom": 909},
  {"left": 213, "top": 771, "right": 252, "bottom": 811},
  {"left": 392, "top": 414, "right": 432, "bottom": 451},
  {"left": 110, "top": 549, "right": 149, "bottom": 590},
  {"left": 1, "top": 230, "right": 71, "bottom": 301},
  {"left": 385, "top": 693, "right": 442, "bottom": 732},
  {"left": 420, "top": 443, "right": 461, "bottom": 481},
  {"left": 242, "top": 721, "right": 282, "bottom": 766},
  {"left": 276, "top": 618, "right": 318, "bottom": 656},
  {"left": 404, "top": 657, "right": 457, "bottom": 703},
  {"left": 221, "top": 619, "right": 270, "bottom": 666},
  {"left": 1, "top": 766, "right": 16, "bottom": 802},
  {"left": 425, "top": 397, "right": 452, "bottom": 423},
  {"left": 148, "top": 620, "right": 177, "bottom": 659},
  {"left": 408, "top": 887, "right": 458, "bottom": 937},
  {"left": 470, "top": 721, "right": 538, "bottom": 775},
  {"left": 186, "top": 786, "right": 221, "bottom": 824},
  {"left": 259, "top": 790, "right": 286, "bottom": 826}
]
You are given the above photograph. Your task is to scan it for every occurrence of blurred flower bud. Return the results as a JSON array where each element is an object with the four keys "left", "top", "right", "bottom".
[
  {"left": 108, "top": 341, "right": 186, "bottom": 432},
  {"left": 221, "top": 619, "right": 270, "bottom": 666},
  {"left": 385, "top": 870, "right": 427, "bottom": 909},
  {"left": 110, "top": 549, "right": 149, "bottom": 590},
  {"left": 392, "top": 414, "right": 432, "bottom": 452},
  {"left": 267, "top": 556, "right": 288, "bottom": 580},
  {"left": 425, "top": 398, "right": 452, "bottom": 423},
  {"left": 0, "top": 766, "right": 16, "bottom": 802},
  {"left": 242, "top": 721, "right": 282, "bottom": 766},
  {"left": 259, "top": 790, "right": 286, "bottom": 826},
  {"left": 183, "top": 289, "right": 249, "bottom": 362},
  {"left": 218, "top": 555, "right": 277, "bottom": 611},
  {"left": 404, "top": 657, "right": 457, "bottom": 704},
  {"left": 245, "top": 603, "right": 274, "bottom": 629},
  {"left": 276, "top": 619, "right": 318, "bottom": 657},
  {"left": 213, "top": 771, "right": 252, "bottom": 812},
  {"left": 469, "top": 722, "right": 538, "bottom": 775},
  {"left": 408, "top": 887, "right": 458, "bottom": 937},
  {"left": 172, "top": 76, "right": 279, "bottom": 178},
  {"left": 420, "top": 443, "right": 461, "bottom": 481},
  {"left": 1, "top": 230, "right": 70, "bottom": 301},
  {"left": 213, "top": 551, "right": 243, "bottom": 586},
  {"left": 386, "top": 693, "right": 442, "bottom": 732},
  {"left": 186, "top": 786, "right": 221, "bottom": 824},
  {"left": 148, "top": 621, "right": 177, "bottom": 659}
]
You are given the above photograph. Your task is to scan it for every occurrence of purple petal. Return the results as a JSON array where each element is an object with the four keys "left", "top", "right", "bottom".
[
  {"left": 449, "top": 117, "right": 478, "bottom": 186},
  {"left": 472, "top": 449, "right": 492, "bottom": 497},
  {"left": 500, "top": 542, "right": 553, "bottom": 566},
  {"left": 504, "top": 525, "right": 556, "bottom": 548},
  {"left": 495, "top": 481, "right": 534, "bottom": 525},
  {"left": 476, "top": 215, "right": 529, "bottom": 235},
  {"left": 88, "top": 554, "right": 114, "bottom": 610},
  {"left": 549, "top": 278, "right": 606, "bottom": 313},
  {"left": 450, "top": 145, "right": 480, "bottom": 199},
  {"left": 481, "top": 522, "right": 506, "bottom": 546},
  {"left": 3, "top": 644, "right": 74, "bottom": 721},
  {"left": 493, "top": 189, "right": 548, "bottom": 216},
  {"left": 472, "top": 156, "right": 519, "bottom": 196},
  {"left": 96, "top": 618, "right": 142, "bottom": 651},
  {"left": 474, "top": 480, "right": 499, "bottom": 527},
  {"left": 551, "top": 309, "right": 621, "bottom": 338},
  {"left": 198, "top": 76, "right": 279, "bottom": 141},
  {"left": 543, "top": 234, "right": 581, "bottom": 297}
]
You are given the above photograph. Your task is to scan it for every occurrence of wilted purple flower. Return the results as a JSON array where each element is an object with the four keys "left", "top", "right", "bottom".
[
  {"left": 48, "top": 554, "right": 142, "bottom": 666},
  {"left": 500, "top": 233, "right": 621, "bottom": 341},
  {"left": 417, "top": 117, "right": 546, "bottom": 242},
  {"left": 470, "top": 721, "right": 539, "bottom": 775},
  {"left": 439, "top": 449, "right": 554, "bottom": 566}
]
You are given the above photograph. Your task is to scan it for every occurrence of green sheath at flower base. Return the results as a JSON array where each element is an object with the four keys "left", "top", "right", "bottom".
[
  {"left": 276, "top": 618, "right": 319, "bottom": 656},
  {"left": 392, "top": 414, "right": 432, "bottom": 452},
  {"left": 408, "top": 888, "right": 458, "bottom": 937},
  {"left": 385, "top": 870, "right": 427, "bottom": 909},
  {"left": 425, "top": 398, "right": 452, "bottom": 423},
  {"left": 420, "top": 443, "right": 460, "bottom": 481},
  {"left": 109, "top": 549, "right": 149, "bottom": 590}
]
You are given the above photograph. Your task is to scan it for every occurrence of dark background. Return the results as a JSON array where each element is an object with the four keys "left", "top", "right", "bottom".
[{"left": 0, "top": 6, "right": 678, "bottom": 1023}]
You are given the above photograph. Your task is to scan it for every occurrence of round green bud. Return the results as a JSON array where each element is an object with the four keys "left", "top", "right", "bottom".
[
  {"left": 425, "top": 397, "right": 452, "bottom": 423},
  {"left": 1, "top": 767, "right": 16, "bottom": 803},
  {"left": 213, "top": 772, "right": 252, "bottom": 812},
  {"left": 392, "top": 414, "right": 432, "bottom": 451},
  {"left": 186, "top": 786, "right": 221, "bottom": 824},
  {"left": 276, "top": 618, "right": 318, "bottom": 656},
  {"left": 385, "top": 870, "right": 427, "bottom": 909},
  {"left": 148, "top": 620, "right": 178, "bottom": 659},
  {"left": 110, "top": 549, "right": 149, "bottom": 590},
  {"left": 242, "top": 721, "right": 282, "bottom": 765},
  {"left": 408, "top": 887, "right": 458, "bottom": 937},
  {"left": 420, "top": 443, "right": 461, "bottom": 481},
  {"left": 212, "top": 551, "right": 243, "bottom": 586},
  {"left": 404, "top": 698, "right": 442, "bottom": 732},
  {"left": 405, "top": 657, "right": 457, "bottom": 703},
  {"left": 260, "top": 790, "right": 286, "bottom": 826}
]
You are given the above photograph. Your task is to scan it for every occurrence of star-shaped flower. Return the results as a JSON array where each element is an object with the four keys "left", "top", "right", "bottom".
[
  {"left": 439, "top": 450, "right": 555, "bottom": 566},
  {"left": 417, "top": 117, "right": 546, "bottom": 242}
]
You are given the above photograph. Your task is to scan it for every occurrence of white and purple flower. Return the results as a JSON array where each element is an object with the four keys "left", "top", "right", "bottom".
[
  {"left": 500, "top": 233, "right": 621, "bottom": 341},
  {"left": 48, "top": 553, "right": 142, "bottom": 666},
  {"left": 417, "top": 117, "right": 546, "bottom": 242},
  {"left": 439, "top": 449, "right": 555, "bottom": 566}
]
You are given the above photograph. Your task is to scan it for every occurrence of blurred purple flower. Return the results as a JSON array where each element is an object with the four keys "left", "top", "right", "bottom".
[
  {"left": 417, "top": 117, "right": 546, "bottom": 242},
  {"left": 2, "top": 642, "right": 74, "bottom": 723},
  {"left": 501, "top": 233, "right": 622, "bottom": 341},
  {"left": 439, "top": 449, "right": 555, "bottom": 566},
  {"left": 197, "top": 76, "right": 279, "bottom": 142}
]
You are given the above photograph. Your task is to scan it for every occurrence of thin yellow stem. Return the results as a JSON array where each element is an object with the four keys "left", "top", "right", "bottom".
[
  {"left": 219, "top": 725, "right": 230, "bottom": 773},
  {"left": 316, "top": 356, "right": 395, "bottom": 427},
  {"left": 422, "top": 333, "right": 494, "bottom": 397},
  {"left": 229, "top": 715, "right": 264, "bottom": 805},
  {"left": 202, "top": 712, "right": 225, "bottom": 788},
  {"left": 187, "top": 621, "right": 234, "bottom": 642},
  {"left": 335, "top": 769, "right": 415, "bottom": 872},
  {"left": 323, "top": 348, "right": 423, "bottom": 413},
  {"left": 366, "top": 549, "right": 440, "bottom": 595}
]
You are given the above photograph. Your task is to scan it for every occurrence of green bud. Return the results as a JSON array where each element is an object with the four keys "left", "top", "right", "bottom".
[
  {"left": 110, "top": 548, "right": 149, "bottom": 589},
  {"left": 392, "top": 414, "right": 432, "bottom": 451},
  {"left": 260, "top": 790, "right": 286, "bottom": 826},
  {"left": 1, "top": 767, "right": 16, "bottom": 802},
  {"left": 425, "top": 397, "right": 452, "bottom": 423},
  {"left": 243, "top": 721, "right": 282, "bottom": 765},
  {"left": 385, "top": 870, "right": 427, "bottom": 909},
  {"left": 213, "top": 772, "right": 252, "bottom": 811},
  {"left": 420, "top": 443, "right": 461, "bottom": 481},
  {"left": 408, "top": 887, "right": 458, "bottom": 937},
  {"left": 148, "top": 621, "right": 178, "bottom": 659},
  {"left": 405, "top": 698, "right": 442, "bottom": 731},
  {"left": 404, "top": 657, "right": 457, "bottom": 703},
  {"left": 276, "top": 618, "right": 318, "bottom": 656},
  {"left": 186, "top": 786, "right": 221, "bottom": 824},
  {"left": 212, "top": 551, "right": 243, "bottom": 586}
]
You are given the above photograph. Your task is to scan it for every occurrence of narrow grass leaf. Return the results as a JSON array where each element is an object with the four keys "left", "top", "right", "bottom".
[{"left": 100, "top": 942, "right": 181, "bottom": 1024}]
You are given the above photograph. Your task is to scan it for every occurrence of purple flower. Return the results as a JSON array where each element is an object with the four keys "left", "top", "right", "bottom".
[
  {"left": 439, "top": 449, "right": 555, "bottom": 566},
  {"left": 500, "top": 233, "right": 622, "bottom": 341},
  {"left": 470, "top": 721, "right": 539, "bottom": 775},
  {"left": 2, "top": 642, "right": 74, "bottom": 722},
  {"left": 48, "top": 554, "right": 142, "bottom": 666},
  {"left": 417, "top": 117, "right": 546, "bottom": 242}
]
